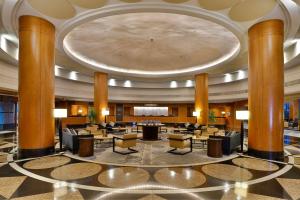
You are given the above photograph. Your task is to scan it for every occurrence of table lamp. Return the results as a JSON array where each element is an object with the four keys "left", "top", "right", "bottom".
[
  {"left": 54, "top": 109, "right": 67, "bottom": 151},
  {"left": 236, "top": 110, "right": 249, "bottom": 153}
]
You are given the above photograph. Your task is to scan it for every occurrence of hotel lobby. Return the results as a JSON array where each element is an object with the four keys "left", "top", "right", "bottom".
[{"left": 0, "top": 0, "right": 300, "bottom": 199}]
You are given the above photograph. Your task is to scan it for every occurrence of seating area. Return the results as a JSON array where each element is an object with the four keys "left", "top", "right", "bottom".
[
  {"left": 60, "top": 121, "right": 242, "bottom": 161},
  {"left": 1, "top": 1, "right": 300, "bottom": 199}
]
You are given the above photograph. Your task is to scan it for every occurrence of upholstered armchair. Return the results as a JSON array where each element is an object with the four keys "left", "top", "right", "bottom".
[
  {"left": 168, "top": 134, "right": 192, "bottom": 155},
  {"left": 113, "top": 133, "right": 138, "bottom": 154}
]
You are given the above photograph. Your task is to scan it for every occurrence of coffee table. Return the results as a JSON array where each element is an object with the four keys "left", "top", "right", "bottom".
[
  {"left": 192, "top": 135, "right": 208, "bottom": 149},
  {"left": 94, "top": 134, "right": 113, "bottom": 148}
]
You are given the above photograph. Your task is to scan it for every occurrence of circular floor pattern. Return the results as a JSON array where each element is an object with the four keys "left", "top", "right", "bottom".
[
  {"left": 232, "top": 157, "right": 280, "bottom": 171},
  {"left": 51, "top": 163, "right": 102, "bottom": 181},
  {"left": 23, "top": 156, "right": 71, "bottom": 170},
  {"left": 202, "top": 164, "right": 253, "bottom": 182},
  {"left": 0, "top": 152, "right": 8, "bottom": 163},
  {"left": 154, "top": 167, "right": 206, "bottom": 188},
  {"left": 98, "top": 167, "right": 150, "bottom": 188}
]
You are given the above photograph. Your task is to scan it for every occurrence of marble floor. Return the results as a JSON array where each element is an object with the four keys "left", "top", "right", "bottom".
[{"left": 0, "top": 131, "right": 299, "bottom": 199}]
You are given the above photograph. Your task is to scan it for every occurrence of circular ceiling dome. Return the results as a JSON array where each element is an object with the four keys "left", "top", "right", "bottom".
[{"left": 63, "top": 12, "right": 240, "bottom": 75}]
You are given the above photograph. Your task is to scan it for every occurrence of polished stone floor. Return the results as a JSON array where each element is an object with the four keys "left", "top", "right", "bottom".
[{"left": 0, "top": 131, "right": 300, "bottom": 199}]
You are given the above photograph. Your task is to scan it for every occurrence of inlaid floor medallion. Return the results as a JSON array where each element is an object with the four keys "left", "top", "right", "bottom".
[
  {"left": 51, "top": 163, "right": 102, "bottom": 181},
  {"left": 154, "top": 167, "right": 206, "bottom": 188},
  {"left": 232, "top": 157, "right": 279, "bottom": 171},
  {"left": 98, "top": 167, "right": 150, "bottom": 188},
  {"left": 202, "top": 164, "right": 253, "bottom": 182},
  {"left": 23, "top": 156, "right": 71, "bottom": 170}
]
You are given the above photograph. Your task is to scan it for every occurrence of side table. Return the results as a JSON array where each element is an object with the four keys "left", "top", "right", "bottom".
[
  {"left": 79, "top": 137, "right": 94, "bottom": 157},
  {"left": 207, "top": 138, "right": 223, "bottom": 158}
]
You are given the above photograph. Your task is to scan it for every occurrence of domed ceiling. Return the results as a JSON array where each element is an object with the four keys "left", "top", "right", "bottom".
[{"left": 64, "top": 13, "right": 240, "bottom": 75}]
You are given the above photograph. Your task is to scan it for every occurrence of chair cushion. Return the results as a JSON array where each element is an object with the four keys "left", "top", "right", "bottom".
[
  {"left": 100, "top": 122, "right": 107, "bottom": 127},
  {"left": 123, "top": 133, "right": 137, "bottom": 139},
  {"left": 109, "top": 121, "right": 115, "bottom": 127}
]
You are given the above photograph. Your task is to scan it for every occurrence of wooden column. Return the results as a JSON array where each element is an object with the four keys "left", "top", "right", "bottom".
[
  {"left": 195, "top": 73, "right": 208, "bottom": 125},
  {"left": 18, "top": 16, "right": 55, "bottom": 158},
  {"left": 248, "top": 20, "right": 284, "bottom": 161},
  {"left": 94, "top": 72, "right": 108, "bottom": 123}
]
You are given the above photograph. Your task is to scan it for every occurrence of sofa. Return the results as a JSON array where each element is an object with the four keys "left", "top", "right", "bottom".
[
  {"left": 62, "top": 128, "right": 94, "bottom": 154},
  {"left": 209, "top": 131, "right": 241, "bottom": 155}
]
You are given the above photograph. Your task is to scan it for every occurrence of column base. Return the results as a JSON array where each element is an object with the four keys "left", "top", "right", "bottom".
[
  {"left": 18, "top": 146, "right": 55, "bottom": 159},
  {"left": 247, "top": 148, "right": 284, "bottom": 161}
]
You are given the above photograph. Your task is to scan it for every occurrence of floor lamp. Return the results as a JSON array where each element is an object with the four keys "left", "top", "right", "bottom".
[
  {"left": 54, "top": 109, "right": 67, "bottom": 151},
  {"left": 236, "top": 110, "right": 249, "bottom": 153},
  {"left": 102, "top": 109, "right": 110, "bottom": 123}
]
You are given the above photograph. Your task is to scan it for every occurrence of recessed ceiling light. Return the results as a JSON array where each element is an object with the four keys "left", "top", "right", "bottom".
[
  {"left": 124, "top": 80, "right": 131, "bottom": 87},
  {"left": 185, "top": 80, "right": 193, "bottom": 87},
  {"left": 224, "top": 73, "right": 232, "bottom": 83},
  {"left": 69, "top": 71, "right": 78, "bottom": 80},
  {"left": 170, "top": 81, "right": 178, "bottom": 88},
  {"left": 237, "top": 70, "right": 245, "bottom": 80},
  {"left": 108, "top": 79, "right": 116, "bottom": 86}
]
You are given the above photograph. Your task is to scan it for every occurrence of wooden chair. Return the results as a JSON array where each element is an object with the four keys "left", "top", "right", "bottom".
[
  {"left": 168, "top": 134, "right": 193, "bottom": 155},
  {"left": 113, "top": 133, "right": 138, "bottom": 155}
]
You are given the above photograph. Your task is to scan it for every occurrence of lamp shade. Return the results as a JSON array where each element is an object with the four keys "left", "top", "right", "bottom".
[
  {"left": 193, "top": 111, "right": 200, "bottom": 117},
  {"left": 102, "top": 110, "right": 110, "bottom": 116},
  {"left": 236, "top": 110, "right": 249, "bottom": 120},
  {"left": 54, "top": 109, "right": 67, "bottom": 118}
]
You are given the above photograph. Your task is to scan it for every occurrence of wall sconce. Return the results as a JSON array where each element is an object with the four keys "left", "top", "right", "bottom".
[{"left": 221, "top": 111, "right": 226, "bottom": 116}]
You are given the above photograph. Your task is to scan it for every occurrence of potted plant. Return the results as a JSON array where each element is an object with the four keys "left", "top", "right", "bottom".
[
  {"left": 88, "top": 107, "right": 96, "bottom": 124},
  {"left": 209, "top": 110, "right": 216, "bottom": 123}
]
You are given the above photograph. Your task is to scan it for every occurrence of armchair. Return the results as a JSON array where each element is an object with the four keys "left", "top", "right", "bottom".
[
  {"left": 113, "top": 133, "right": 138, "bottom": 154},
  {"left": 168, "top": 134, "right": 193, "bottom": 155}
]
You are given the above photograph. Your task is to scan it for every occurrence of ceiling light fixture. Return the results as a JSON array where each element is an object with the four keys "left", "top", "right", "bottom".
[
  {"left": 170, "top": 81, "right": 178, "bottom": 88},
  {"left": 124, "top": 80, "right": 132, "bottom": 87}
]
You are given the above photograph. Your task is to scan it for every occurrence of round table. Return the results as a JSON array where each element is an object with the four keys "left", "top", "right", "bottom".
[
  {"left": 207, "top": 138, "right": 223, "bottom": 158},
  {"left": 78, "top": 137, "right": 94, "bottom": 157}
]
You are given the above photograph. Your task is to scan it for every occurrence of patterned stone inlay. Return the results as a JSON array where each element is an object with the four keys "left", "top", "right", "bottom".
[
  {"left": 138, "top": 194, "right": 167, "bottom": 200},
  {"left": 23, "top": 156, "right": 71, "bottom": 170},
  {"left": 202, "top": 164, "right": 253, "bottom": 182},
  {"left": 98, "top": 167, "right": 150, "bottom": 188},
  {"left": 276, "top": 178, "right": 300, "bottom": 200},
  {"left": 221, "top": 190, "right": 285, "bottom": 200},
  {"left": 0, "top": 152, "right": 8, "bottom": 163},
  {"left": 154, "top": 167, "right": 206, "bottom": 188},
  {"left": 51, "top": 163, "right": 102, "bottom": 181},
  {"left": 11, "top": 191, "right": 84, "bottom": 200},
  {"left": 0, "top": 176, "right": 27, "bottom": 199},
  {"left": 232, "top": 157, "right": 279, "bottom": 171}
]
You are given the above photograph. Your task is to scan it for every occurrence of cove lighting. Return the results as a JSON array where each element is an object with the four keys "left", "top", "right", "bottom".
[
  {"left": 170, "top": 81, "right": 178, "bottom": 88},
  {"left": 185, "top": 80, "right": 193, "bottom": 87},
  {"left": 64, "top": 39, "right": 240, "bottom": 76},
  {"left": 108, "top": 79, "right": 116, "bottom": 86},
  {"left": 124, "top": 80, "right": 132, "bottom": 87}
]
